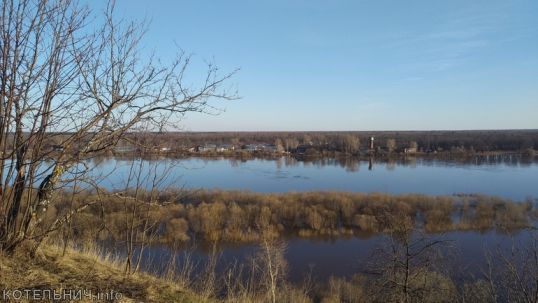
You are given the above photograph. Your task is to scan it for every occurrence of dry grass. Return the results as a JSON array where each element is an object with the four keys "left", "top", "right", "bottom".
[{"left": 0, "top": 243, "right": 208, "bottom": 303}]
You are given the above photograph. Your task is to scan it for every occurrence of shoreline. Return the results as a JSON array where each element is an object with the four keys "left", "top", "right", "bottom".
[{"left": 88, "top": 149, "right": 537, "bottom": 164}]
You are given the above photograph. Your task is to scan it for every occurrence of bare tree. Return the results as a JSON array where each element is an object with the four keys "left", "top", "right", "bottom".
[
  {"left": 284, "top": 138, "right": 299, "bottom": 152},
  {"left": 256, "top": 226, "right": 287, "bottom": 303},
  {"left": 478, "top": 230, "right": 538, "bottom": 303},
  {"left": 0, "top": 0, "right": 236, "bottom": 253},
  {"left": 274, "top": 138, "right": 284, "bottom": 153},
  {"left": 341, "top": 135, "right": 360, "bottom": 154},
  {"left": 119, "top": 157, "right": 173, "bottom": 275},
  {"left": 367, "top": 214, "right": 456, "bottom": 303},
  {"left": 386, "top": 139, "right": 396, "bottom": 153}
]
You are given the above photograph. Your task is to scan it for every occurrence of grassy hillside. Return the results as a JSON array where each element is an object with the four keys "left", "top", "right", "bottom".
[{"left": 0, "top": 244, "right": 205, "bottom": 303}]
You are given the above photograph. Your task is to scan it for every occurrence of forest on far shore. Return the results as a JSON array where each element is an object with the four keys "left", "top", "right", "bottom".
[
  {"left": 118, "top": 129, "right": 538, "bottom": 155},
  {"left": 27, "top": 130, "right": 538, "bottom": 158}
]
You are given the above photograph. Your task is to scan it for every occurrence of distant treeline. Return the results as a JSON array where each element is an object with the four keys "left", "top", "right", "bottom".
[
  {"left": 120, "top": 130, "right": 538, "bottom": 155},
  {"left": 18, "top": 130, "right": 538, "bottom": 157}
]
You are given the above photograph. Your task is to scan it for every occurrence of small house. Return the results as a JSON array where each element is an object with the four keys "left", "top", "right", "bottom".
[
  {"left": 244, "top": 144, "right": 259, "bottom": 152},
  {"left": 404, "top": 147, "right": 417, "bottom": 154},
  {"left": 198, "top": 144, "right": 217, "bottom": 152},
  {"left": 261, "top": 144, "right": 277, "bottom": 152},
  {"left": 216, "top": 144, "right": 234, "bottom": 152}
]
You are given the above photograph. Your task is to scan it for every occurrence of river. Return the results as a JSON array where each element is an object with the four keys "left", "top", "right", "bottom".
[{"left": 90, "top": 155, "right": 538, "bottom": 283}]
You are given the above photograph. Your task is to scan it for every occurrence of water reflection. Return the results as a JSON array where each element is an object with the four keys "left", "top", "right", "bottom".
[
  {"left": 106, "top": 153, "right": 538, "bottom": 169},
  {"left": 82, "top": 155, "right": 538, "bottom": 200},
  {"left": 283, "top": 154, "right": 538, "bottom": 170}
]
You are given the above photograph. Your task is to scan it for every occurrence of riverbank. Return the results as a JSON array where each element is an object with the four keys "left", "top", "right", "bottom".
[
  {"left": 107, "top": 149, "right": 537, "bottom": 162},
  {"left": 5, "top": 220, "right": 537, "bottom": 302},
  {"left": 0, "top": 244, "right": 203, "bottom": 302}
]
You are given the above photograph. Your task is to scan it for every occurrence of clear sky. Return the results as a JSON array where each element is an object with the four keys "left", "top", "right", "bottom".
[{"left": 109, "top": 0, "right": 537, "bottom": 131}]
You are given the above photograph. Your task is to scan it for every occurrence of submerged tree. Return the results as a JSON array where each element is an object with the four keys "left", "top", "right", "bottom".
[
  {"left": 366, "top": 214, "right": 456, "bottom": 303},
  {"left": 0, "top": 0, "right": 236, "bottom": 253}
]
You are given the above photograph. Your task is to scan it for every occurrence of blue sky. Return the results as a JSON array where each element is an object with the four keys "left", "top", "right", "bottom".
[{"left": 109, "top": 0, "right": 537, "bottom": 131}]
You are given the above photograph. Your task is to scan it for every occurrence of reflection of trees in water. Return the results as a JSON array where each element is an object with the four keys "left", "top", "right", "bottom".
[
  {"left": 284, "top": 156, "right": 299, "bottom": 167},
  {"left": 414, "top": 154, "right": 538, "bottom": 167},
  {"left": 282, "top": 154, "right": 538, "bottom": 170},
  {"left": 275, "top": 157, "right": 283, "bottom": 170},
  {"left": 333, "top": 158, "right": 360, "bottom": 172},
  {"left": 403, "top": 156, "right": 417, "bottom": 168},
  {"left": 228, "top": 158, "right": 240, "bottom": 168},
  {"left": 290, "top": 157, "right": 361, "bottom": 172},
  {"left": 386, "top": 159, "right": 396, "bottom": 171},
  {"left": 347, "top": 160, "right": 360, "bottom": 172},
  {"left": 89, "top": 154, "right": 537, "bottom": 175}
]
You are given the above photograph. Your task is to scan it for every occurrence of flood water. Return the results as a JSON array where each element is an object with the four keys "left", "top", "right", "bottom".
[
  {"left": 110, "top": 229, "right": 535, "bottom": 284},
  {"left": 87, "top": 155, "right": 538, "bottom": 200},
  {"left": 89, "top": 155, "right": 538, "bottom": 284}
]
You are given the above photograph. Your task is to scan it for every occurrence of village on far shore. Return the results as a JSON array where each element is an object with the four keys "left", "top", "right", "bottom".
[
  {"left": 108, "top": 136, "right": 425, "bottom": 156},
  {"left": 42, "top": 130, "right": 537, "bottom": 158}
]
